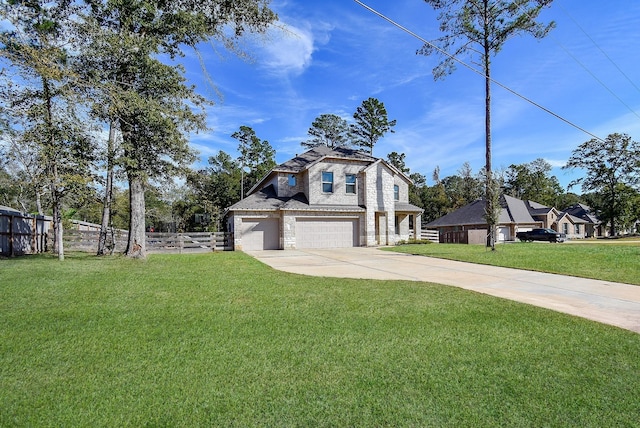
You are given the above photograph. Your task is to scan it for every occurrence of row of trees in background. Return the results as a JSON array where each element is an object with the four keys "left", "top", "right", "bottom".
[
  {"left": 301, "top": 97, "right": 396, "bottom": 155},
  {"left": 385, "top": 137, "right": 640, "bottom": 236},
  {"left": 564, "top": 133, "right": 640, "bottom": 236},
  {"left": 3, "top": 126, "right": 639, "bottom": 246}
]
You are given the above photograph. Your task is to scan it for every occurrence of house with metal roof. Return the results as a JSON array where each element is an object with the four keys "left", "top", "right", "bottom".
[{"left": 226, "top": 146, "right": 423, "bottom": 250}]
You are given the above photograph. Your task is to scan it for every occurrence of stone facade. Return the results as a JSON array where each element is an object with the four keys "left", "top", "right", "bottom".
[{"left": 226, "top": 147, "right": 423, "bottom": 250}]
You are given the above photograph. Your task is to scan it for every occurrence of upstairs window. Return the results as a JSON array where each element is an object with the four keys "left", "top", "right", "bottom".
[
  {"left": 322, "top": 171, "right": 333, "bottom": 193},
  {"left": 288, "top": 174, "right": 296, "bottom": 187},
  {"left": 393, "top": 184, "right": 399, "bottom": 201},
  {"left": 345, "top": 174, "right": 356, "bottom": 194}
]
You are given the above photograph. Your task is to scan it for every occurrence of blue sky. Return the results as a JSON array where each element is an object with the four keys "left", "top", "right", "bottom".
[{"left": 184, "top": 0, "right": 640, "bottom": 191}]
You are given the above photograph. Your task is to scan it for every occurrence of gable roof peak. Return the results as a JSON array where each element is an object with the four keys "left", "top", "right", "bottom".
[{"left": 274, "top": 146, "right": 378, "bottom": 173}]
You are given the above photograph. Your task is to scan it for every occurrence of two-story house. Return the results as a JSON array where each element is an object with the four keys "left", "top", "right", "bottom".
[{"left": 225, "top": 146, "right": 423, "bottom": 251}]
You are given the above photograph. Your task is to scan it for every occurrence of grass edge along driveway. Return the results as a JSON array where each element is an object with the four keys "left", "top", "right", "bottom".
[
  {"left": 387, "top": 242, "right": 640, "bottom": 286},
  {"left": 1, "top": 252, "right": 639, "bottom": 427}
]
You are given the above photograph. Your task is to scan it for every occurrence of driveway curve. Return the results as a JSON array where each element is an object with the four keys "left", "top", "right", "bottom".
[{"left": 248, "top": 247, "right": 640, "bottom": 334}]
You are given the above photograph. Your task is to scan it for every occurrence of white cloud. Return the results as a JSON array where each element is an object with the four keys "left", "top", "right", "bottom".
[
  {"left": 258, "top": 22, "right": 319, "bottom": 76},
  {"left": 545, "top": 159, "right": 568, "bottom": 168}
]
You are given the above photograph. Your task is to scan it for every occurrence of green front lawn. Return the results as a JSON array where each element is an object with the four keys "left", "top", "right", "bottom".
[
  {"left": 388, "top": 242, "right": 640, "bottom": 285},
  {"left": 1, "top": 252, "right": 639, "bottom": 426}
]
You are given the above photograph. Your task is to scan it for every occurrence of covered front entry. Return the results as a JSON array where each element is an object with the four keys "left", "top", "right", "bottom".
[
  {"left": 241, "top": 218, "right": 280, "bottom": 251},
  {"left": 295, "top": 217, "right": 359, "bottom": 249}
]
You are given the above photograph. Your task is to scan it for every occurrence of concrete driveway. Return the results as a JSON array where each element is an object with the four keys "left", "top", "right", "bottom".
[{"left": 247, "top": 247, "right": 640, "bottom": 334}]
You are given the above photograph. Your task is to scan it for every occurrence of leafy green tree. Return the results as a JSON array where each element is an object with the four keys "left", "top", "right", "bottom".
[
  {"left": 1, "top": 130, "right": 50, "bottom": 215},
  {"left": 441, "top": 175, "right": 467, "bottom": 209},
  {"left": 351, "top": 98, "right": 396, "bottom": 155},
  {"left": 421, "top": 166, "right": 450, "bottom": 222},
  {"left": 301, "top": 114, "right": 352, "bottom": 149},
  {"left": 76, "top": 0, "right": 276, "bottom": 258},
  {"left": 564, "top": 133, "right": 640, "bottom": 235},
  {"left": 187, "top": 151, "right": 243, "bottom": 229},
  {"left": 386, "top": 151, "right": 427, "bottom": 207},
  {"left": 72, "top": 26, "right": 123, "bottom": 254},
  {"left": 232, "top": 125, "right": 276, "bottom": 196},
  {"left": 418, "top": 0, "right": 555, "bottom": 249},
  {"left": 0, "top": 138, "right": 45, "bottom": 213},
  {"left": 555, "top": 192, "right": 581, "bottom": 211},
  {"left": 1, "top": 0, "right": 96, "bottom": 260},
  {"left": 109, "top": 187, "right": 130, "bottom": 231},
  {"left": 0, "top": 155, "right": 18, "bottom": 208},
  {"left": 144, "top": 186, "right": 174, "bottom": 232},
  {"left": 458, "top": 161, "right": 483, "bottom": 205},
  {"left": 504, "top": 158, "right": 563, "bottom": 206},
  {"left": 613, "top": 185, "right": 640, "bottom": 234},
  {"left": 409, "top": 172, "right": 427, "bottom": 208},
  {"left": 171, "top": 188, "right": 210, "bottom": 233},
  {"left": 386, "top": 151, "right": 410, "bottom": 174}
]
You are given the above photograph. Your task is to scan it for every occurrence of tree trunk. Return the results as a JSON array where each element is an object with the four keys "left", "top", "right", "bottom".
[
  {"left": 97, "top": 121, "right": 116, "bottom": 256},
  {"left": 483, "top": 12, "right": 495, "bottom": 251},
  {"left": 35, "top": 190, "right": 43, "bottom": 216},
  {"left": 125, "top": 172, "right": 146, "bottom": 258},
  {"left": 51, "top": 191, "right": 64, "bottom": 261},
  {"left": 43, "top": 76, "right": 64, "bottom": 261},
  {"left": 609, "top": 185, "right": 616, "bottom": 236}
]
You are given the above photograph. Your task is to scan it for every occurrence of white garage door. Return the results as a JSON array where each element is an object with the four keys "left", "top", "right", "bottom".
[
  {"left": 241, "top": 218, "right": 279, "bottom": 251},
  {"left": 498, "top": 226, "right": 510, "bottom": 241},
  {"left": 296, "top": 218, "right": 359, "bottom": 249}
]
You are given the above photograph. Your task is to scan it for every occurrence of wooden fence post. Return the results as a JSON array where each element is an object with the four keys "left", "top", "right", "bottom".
[{"left": 9, "top": 215, "right": 14, "bottom": 257}]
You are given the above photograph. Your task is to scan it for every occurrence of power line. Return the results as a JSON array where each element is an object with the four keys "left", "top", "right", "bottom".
[
  {"left": 552, "top": 35, "right": 640, "bottom": 122},
  {"left": 512, "top": 0, "right": 640, "bottom": 124},
  {"left": 353, "top": 0, "right": 605, "bottom": 142},
  {"left": 558, "top": 1, "right": 640, "bottom": 95}
]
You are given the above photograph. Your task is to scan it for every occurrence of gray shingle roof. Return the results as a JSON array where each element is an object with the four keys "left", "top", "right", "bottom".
[
  {"left": 426, "top": 195, "right": 542, "bottom": 228},
  {"left": 563, "top": 203, "right": 601, "bottom": 224},
  {"left": 395, "top": 202, "right": 424, "bottom": 213},
  {"left": 557, "top": 212, "right": 589, "bottom": 224},
  {"left": 502, "top": 194, "right": 536, "bottom": 223},
  {"left": 425, "top": 199, "right": 487, "bottom": 227},
  {"left": 274, "top": 146, "right": 377, "bottom": 173},
  {"left": 226, "top": 185, "right": 287, "bottom": 211}
]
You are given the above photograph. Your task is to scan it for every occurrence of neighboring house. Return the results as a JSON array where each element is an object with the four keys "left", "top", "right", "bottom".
[
  {"left": 556, "top": 212, "right": 589, "bottom": 239},
  {"left": 526, "top": 200, "right": 561, "bottom": 228},
  {"left": 562, "top": 203, "right": 606, "bottom": 237},
  {"left": 426, "top": 195, "right": 603, "bottom": 242},
  {"left": 425, "top": 194, "right": 544, "bottom": 242},
  {"left": 225, "top": 146, "right": 423, "bottom": 251}
]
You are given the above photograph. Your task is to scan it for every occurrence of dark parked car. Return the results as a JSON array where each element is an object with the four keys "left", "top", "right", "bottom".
[{"left": 516, "top": 228, "right": 566, "bottom": 243}]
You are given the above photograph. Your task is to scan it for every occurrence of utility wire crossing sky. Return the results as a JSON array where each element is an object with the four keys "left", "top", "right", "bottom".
[{"left": 182, "top": 0, "right": 640, "bottom": 189}]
